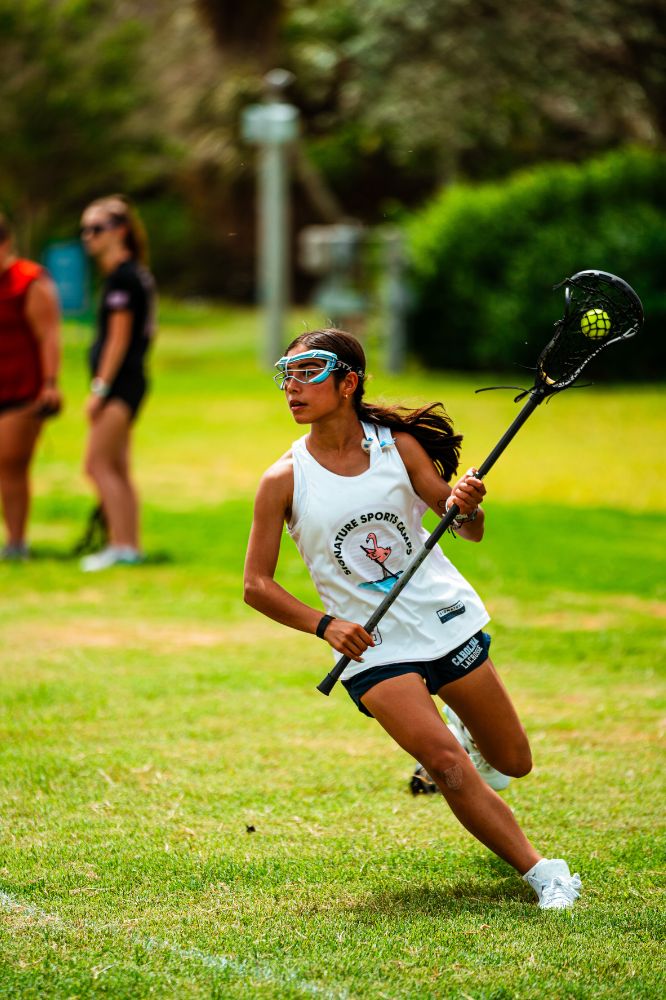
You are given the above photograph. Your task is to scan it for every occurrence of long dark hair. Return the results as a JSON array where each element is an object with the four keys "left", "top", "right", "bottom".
[
  {"left": 286, "top": 329, "right": 462, "bottom": 481},
  {"left": 85, "top": 194, "right": 149, "bottom": 265}
]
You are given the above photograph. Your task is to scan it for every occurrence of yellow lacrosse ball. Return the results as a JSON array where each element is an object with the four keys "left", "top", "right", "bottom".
[{"left": 580, "top": 308, "right": 611, "bottom": 339}]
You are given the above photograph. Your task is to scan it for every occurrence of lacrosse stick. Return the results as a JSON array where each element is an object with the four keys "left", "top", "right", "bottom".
[{"left": 317, "top": 269, "right": 643, "bottom": 695}]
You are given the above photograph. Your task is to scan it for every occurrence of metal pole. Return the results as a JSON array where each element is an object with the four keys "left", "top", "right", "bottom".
[
  {"left": 259, "top": 141, "right": 290, "bottom": 369},
  {"left": 241, "top": 70, "right": 299, "bottom": 369}
]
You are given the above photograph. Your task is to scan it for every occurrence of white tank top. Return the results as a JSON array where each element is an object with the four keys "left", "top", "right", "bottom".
[{"left": 288, "top": 422, "right": 490, "bottom": 681}]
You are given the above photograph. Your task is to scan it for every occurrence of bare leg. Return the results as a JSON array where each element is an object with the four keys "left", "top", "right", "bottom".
[
  {"left": 0, "top": 405, "right": 42, "bottom": 546},
  {"left": 438, "top": 659, "right": 533, "bottom": 777},
  {"left": 84, "top": 400, "right": 139, "bottom": 548},
  {"left": 361, "top": 673, "right": 541, "bottom": 874}
]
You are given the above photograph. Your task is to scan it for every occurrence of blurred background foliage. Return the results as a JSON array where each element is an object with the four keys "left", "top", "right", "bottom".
[
  {"left": 0, "top": 0, "right": 664, "bottom": 373},
  {"left": 407, "top": 147, "right": 666, "bottom": 378}
]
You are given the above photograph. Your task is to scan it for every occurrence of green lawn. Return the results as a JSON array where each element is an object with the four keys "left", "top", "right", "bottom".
[{"left": 0, "top": 303, "right": 664, "bottom": 998}]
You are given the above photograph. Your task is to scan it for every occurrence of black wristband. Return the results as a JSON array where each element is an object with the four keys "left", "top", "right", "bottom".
[{"left": 316, "top": 614, "right": 335, "bottom": 639}]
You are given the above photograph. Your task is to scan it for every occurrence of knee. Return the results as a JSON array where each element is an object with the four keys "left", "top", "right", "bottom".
[
  {"left": 83, "top": 453, "right": 97, "bottom": 481},
  {"left": 84, "top": 450, "right": 109, "bottom": 481},
  {"left": 498, "top": 740, "right": 533, "bottom": 778},
  {"left": 421, "top": 745, "right": 470, "bottom": 791}
]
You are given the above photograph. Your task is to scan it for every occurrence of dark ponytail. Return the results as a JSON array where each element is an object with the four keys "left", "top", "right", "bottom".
[{"left": 286, "top": 329, "right": 463, "bottom": 481}]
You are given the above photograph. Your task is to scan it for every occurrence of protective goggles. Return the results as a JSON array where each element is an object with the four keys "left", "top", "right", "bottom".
[{"left": 273, "top": 350, "right": 361, "bottom": 389}]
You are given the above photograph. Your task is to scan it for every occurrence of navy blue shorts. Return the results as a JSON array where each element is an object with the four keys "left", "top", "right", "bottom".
[{"left": 342, "top": 631, "right": 491, "bottom": 718}]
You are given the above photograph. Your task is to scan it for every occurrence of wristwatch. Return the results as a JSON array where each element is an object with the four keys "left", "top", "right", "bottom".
[{"left": 90, "top": 377, "right": 111, "bottom": 398}]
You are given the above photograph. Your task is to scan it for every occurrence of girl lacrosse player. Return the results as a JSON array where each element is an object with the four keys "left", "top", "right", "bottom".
[
  {"left": 79, "top": 195, "right": 156, "bottom": 572},
  {"left": 244, "top": 329, "right": 582, "bottom": 911}
]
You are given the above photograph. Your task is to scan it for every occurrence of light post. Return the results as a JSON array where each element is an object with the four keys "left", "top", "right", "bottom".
[{"left": 242, "top": 70, "right": 299, "bottom": 368}]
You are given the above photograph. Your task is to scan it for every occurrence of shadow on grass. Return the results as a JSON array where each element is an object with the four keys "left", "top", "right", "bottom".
[
  {"left": 25, "top": 545, "right": 174, "bottom": 565},
  {"left": 340, "top": 877, "right": 531, "bottom": 917}
]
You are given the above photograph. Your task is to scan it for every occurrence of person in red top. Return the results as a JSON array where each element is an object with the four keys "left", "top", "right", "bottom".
[{"left": 0, "top": 213, "right": 62, "bottom": 560}]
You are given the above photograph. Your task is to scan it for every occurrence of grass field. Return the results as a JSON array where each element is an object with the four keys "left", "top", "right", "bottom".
[{"left": 1, "top": 303, "right": 664, "bottom": 999}]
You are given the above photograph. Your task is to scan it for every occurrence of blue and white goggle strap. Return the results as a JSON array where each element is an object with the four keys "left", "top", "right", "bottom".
[{"left": 273, "top": 349, "right": 348, "bottom": 388}]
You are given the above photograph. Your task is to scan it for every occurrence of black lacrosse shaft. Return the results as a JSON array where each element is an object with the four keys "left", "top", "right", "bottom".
[{"left": 316, "top": 388, "right": 545, "bottom": 695}]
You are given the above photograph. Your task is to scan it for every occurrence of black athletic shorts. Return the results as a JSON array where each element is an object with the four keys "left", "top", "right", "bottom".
[
  {"left": 107, "top": 373, "right": 148, "bottom": 420},
  {"left": 342, "top": 630, "right": 492, "bottom": 718},
  {"left": 0, "top": 396, "right": 34, "bottom": 415}
]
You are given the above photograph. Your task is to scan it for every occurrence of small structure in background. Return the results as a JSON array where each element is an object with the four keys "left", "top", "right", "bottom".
[
  {"left": 299, "top": 224, "right": 408, "bottom": 372},
  {"left": 43, "top": 240, "right": 89, "bottom": 317},
  {"left": 242, "top": 70, "right": 299, "bottom": 369},
  {"left": 299, "top": 223, "right": 367, "bottom": 332}
]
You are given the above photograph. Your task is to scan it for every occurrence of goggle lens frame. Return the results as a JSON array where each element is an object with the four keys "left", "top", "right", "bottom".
[{"left": 273, "top": 350, "right": 345, "bottom": 389}]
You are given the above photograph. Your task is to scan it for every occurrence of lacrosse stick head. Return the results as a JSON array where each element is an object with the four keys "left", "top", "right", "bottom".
[{"left": 535, "top": 270, "right": 644, "bottom": 394}]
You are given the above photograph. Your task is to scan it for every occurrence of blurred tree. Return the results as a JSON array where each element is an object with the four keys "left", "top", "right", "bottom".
[
  {"left": 194, "top": 0, "right": 283, "bottom": 65},
  {"left": 2, "top": 0, "right": 662, "bottom": 295},
  {"left": 142, "top": 0, "right": 666, "bottom": 291},
  {"left": 0, "top": 0, "right": 166, "bottom": 252},
  {"left": 283, "top": 0, "right": 664, "bottom": 190}
]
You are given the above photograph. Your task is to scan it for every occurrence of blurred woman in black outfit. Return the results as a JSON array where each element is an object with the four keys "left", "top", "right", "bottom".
[{"left": 79, "top": 195, "right": 156, "bottom": 571}]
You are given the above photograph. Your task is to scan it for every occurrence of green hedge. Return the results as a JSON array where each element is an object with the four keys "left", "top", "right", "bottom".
[{"left": 405, "top": 148, "right": 666, "bottom": 378}]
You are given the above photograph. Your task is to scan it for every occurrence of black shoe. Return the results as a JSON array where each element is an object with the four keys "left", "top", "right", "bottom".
[{"left": 410, "top": 764, "right": 438, "bottom": 795}]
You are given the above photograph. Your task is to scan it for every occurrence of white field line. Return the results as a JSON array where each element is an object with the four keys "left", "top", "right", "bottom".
[{"left": 0, "top": 891, "right": 348, "bottom": 999}]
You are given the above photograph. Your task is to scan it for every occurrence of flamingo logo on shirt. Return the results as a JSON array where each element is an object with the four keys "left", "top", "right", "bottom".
[
  {"left": 360, "top": 532, "right": 400, "bottom": 584},
  {"left": 330, "top": 510, "right": 411, "bottom": 594}
]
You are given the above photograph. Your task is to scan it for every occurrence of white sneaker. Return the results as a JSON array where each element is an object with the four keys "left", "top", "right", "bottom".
[
  {"left": 444, "top": 705, "right": 511, "bottom": 791},
  {"left": 523, "top": 858, "right": 582, "bottom": 910},
  {"left": 80, "top": 546, "right": 143, "bottom": 572}
]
